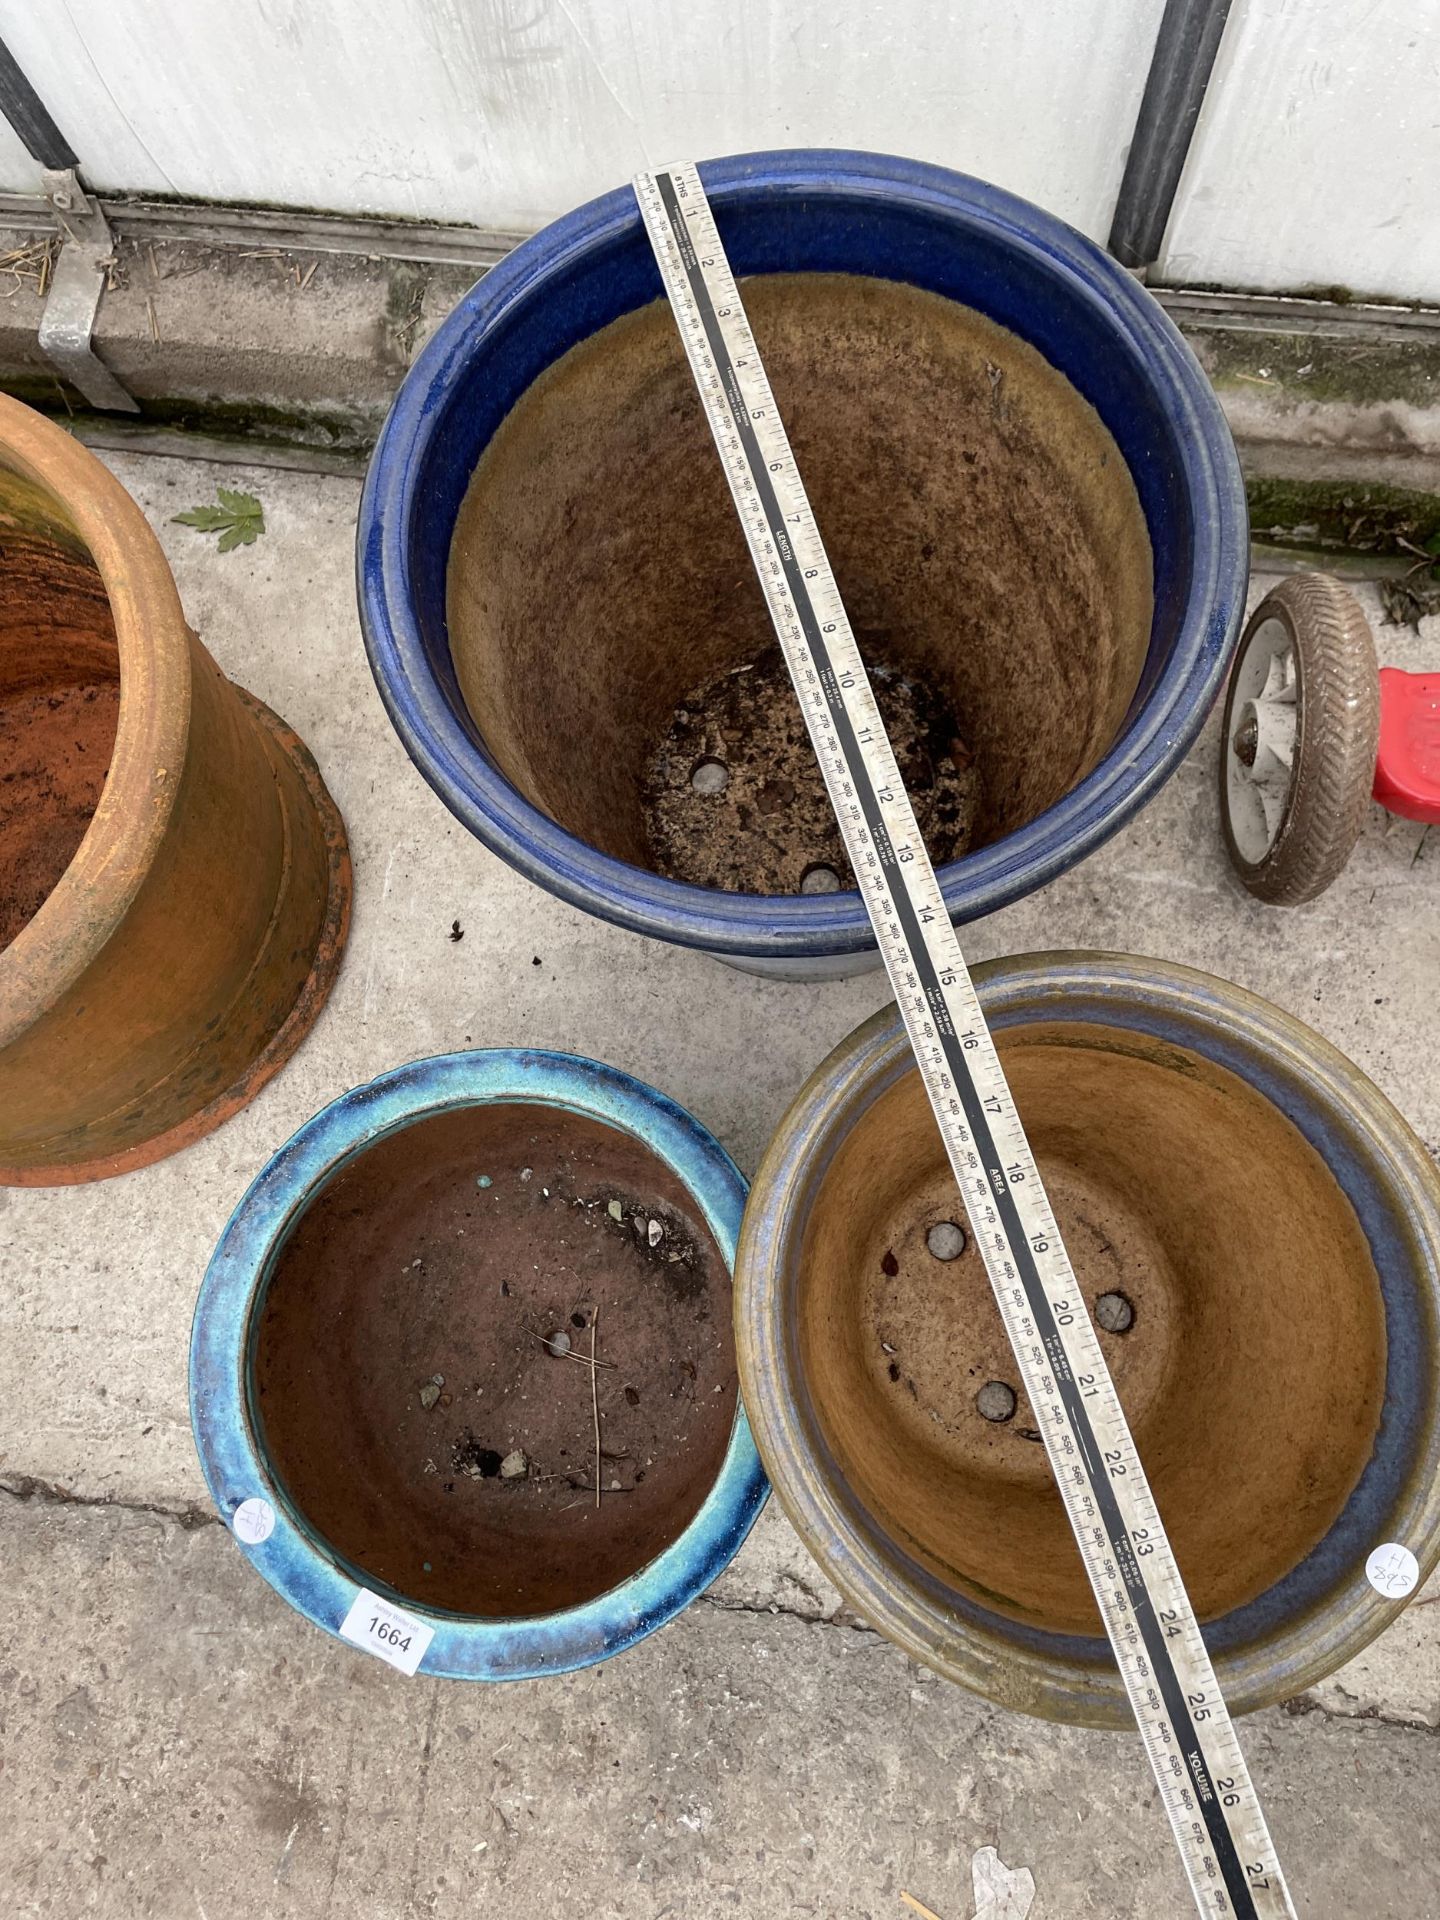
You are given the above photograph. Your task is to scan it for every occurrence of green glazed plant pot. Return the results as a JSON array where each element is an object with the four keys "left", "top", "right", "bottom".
[{"left": 735, "top": 952, "right": 1440, "bottom": 1727}]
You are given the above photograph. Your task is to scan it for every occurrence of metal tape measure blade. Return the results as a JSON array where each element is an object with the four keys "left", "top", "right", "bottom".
[{"left": 635, "top": 162, "right": 1294, "bottom": 1920}]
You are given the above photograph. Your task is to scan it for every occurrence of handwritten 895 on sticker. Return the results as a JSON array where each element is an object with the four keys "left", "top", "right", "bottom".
[{"left": 339, "top": 1588, "right": 435, "bottom": 1676}]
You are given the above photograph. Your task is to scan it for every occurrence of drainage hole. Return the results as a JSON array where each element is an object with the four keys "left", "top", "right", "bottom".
[
  {"left": 1095, "top": 1290, "right": 1135, "bottom": 1334},
  {"left": 926, "top": 1220, "right": 967, "bottom": 1261},
  {"left": 975, "top": 1381, "right": 1017, "bottom": 1423},
  {"left": 690, "top": 756, "right": 729, "bottom": 795},
  {"left": 799, "top": 862, "right": 841, "bottom": 894}
]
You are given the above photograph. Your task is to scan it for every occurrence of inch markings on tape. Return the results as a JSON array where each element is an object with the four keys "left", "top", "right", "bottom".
[
  {"left": 339, "top": 1589, "right": 434, "bottom": 1676},
  {"left": 636, "top": 160, "right": 1297, "bottom": 1920}
]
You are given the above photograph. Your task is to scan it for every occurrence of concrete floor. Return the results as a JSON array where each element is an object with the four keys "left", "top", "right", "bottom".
[{"left": 2, "top": 451, "right": 1439, "bottom": 1919}]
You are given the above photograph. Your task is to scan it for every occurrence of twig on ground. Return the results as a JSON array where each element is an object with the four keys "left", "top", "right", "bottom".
[
  {"left": 591, "top": 1307, "right": 601, "bottom": 1510},
  {"left": 528, "top": 1328, "right": 615, "bottom": 1368},
  {"left": 900, "top": 1894, "right": 944, "bottom": 1920}
]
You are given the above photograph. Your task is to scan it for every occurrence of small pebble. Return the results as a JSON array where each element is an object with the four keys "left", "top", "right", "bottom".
[
  {"left": 648, "top": 1219, "right": 663, "bottom": 1248},
  {"left": 547, "top": 1329, "right": 572, "bottom": 1356},
  {"left": 608, "top": 1200, "right": 623, "bottom": 1221},
  {"left": 419, "top": 1382, "right": 441, "bottom": 1410},
  {"left": 609, "top": 1479, "right": 622, "bottom": 1491},
  {"left": 519, "top": 1166, "right": 533, "bottom": 1182},
  {"left": 476, "top": 1174, "right": 492, "bottom": 1189},
  {"left": 499, "top": 1450, "right": 528, "bottom": 1480}
]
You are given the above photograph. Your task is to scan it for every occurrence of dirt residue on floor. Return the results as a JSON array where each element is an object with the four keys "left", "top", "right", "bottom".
[
  {"left": 252, "top": 1103, "right": 738, "bottom": 1619},
  {"left": 0, "top": 679, "right": 120, "bottom": 951},
  {"left": 641, "top": 643, "right": 978, "bottom": 893}
]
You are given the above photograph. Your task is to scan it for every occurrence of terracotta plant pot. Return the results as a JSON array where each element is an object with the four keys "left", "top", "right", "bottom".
[
  {"left": 360, "top": 150, "right": 1246, "bottom": 979},
  {"left": 190, "top": 1050, "right": 767, "bottom": 1679},
  {"left": 0, "top": 397, "right": 350, "bottom": 1182},
  {"left": 736, "top": 953, "right": 1440, "bottom": 1726}
]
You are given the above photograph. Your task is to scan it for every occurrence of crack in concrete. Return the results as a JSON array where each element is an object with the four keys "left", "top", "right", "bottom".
[
  {"left": 0, "top": 1480, "right": 877, "bottom": 1635},
  {"left": 698, "top": 1591, "right": 883, "bottom": 1636},
  {"left": 1281, "top": 1692, "right": 1439, "bottom": 1737},
  {"left": 4, "top": 1477, "right": 1434, "bottom": 1737},
  {"left": 0, "top": 1472, "right": 219, "bottom": 1531}
]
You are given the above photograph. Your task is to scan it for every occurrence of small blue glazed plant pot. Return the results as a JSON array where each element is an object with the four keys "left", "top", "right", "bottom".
[
  {"left": 359, "top": 150, "right": 1248, "bottom": 978},
  {"left": 191, "top": 1050, "right": 766, "bottom": 1680},
  {"left": 736, "top": 952, "right": 1440, "bottom": 1725}
]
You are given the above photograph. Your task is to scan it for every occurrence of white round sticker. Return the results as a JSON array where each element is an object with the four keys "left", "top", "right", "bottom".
[
  {"left": 1365, "top": 1542, "right": 1419, "bottom": 1600},
  {"left": 232, "top": 1497, "right": 276, "bottom": 1546}
]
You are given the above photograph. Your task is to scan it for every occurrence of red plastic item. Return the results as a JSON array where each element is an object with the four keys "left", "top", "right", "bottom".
[{"left": 1374, "top": 667, "right": 1440, "bottom": 824}]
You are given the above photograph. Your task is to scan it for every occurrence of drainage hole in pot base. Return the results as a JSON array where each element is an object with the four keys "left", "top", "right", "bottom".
[
  {"left": 975, "top": 1381, "right": 1017, "bottom": 1423},
  {"left": 1095, "top": 1289, "right": 1135, "bottom": 1334},
  {"left": 250, "top": 1104, "right": 738, "bottom": 1618},
  {"left": 641, "top": 644, "right": 978, "bottom": 894},
  {"left": 926, "top": 1220, "right": 968, "bottom": 1261},
  {"left": 689, "top": 755, "right": 729, "bottom": 795}
]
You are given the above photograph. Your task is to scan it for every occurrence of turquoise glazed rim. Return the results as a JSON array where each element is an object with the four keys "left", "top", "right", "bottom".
[
  {"left": 735, "top": 952, "right": 1440, "bottom": 1728},
  {"left": 190, "top": 1049, "right": 767, "bottom": 1680}
]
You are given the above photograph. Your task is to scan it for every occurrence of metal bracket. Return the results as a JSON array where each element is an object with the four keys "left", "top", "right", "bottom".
[{"left": 37, "top": 166, "right": 139, "bottom": 413}]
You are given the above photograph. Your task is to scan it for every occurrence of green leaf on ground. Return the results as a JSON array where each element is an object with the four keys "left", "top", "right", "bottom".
[{"left": 173, "top": 486, "right": 264, "bottom": 552}]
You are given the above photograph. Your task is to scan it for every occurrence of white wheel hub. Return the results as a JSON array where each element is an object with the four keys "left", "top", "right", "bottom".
[{"left": 1225, "top": 616, "right": 1298, "bottom": 863}]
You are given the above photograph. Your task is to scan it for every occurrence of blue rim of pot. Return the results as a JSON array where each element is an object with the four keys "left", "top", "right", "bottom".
[
  {"left": 190, "top": 1049, "right": 767, "bottom": 1680},
  {"left": 358, "top": 149, "right": 1249, "bottom": 963},
  {"left": 735, "top": 952, "right": 1440, "bottom": 1726}
]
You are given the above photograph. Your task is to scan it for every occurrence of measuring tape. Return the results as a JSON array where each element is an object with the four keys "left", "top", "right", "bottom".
[{"left": 636, "top": 162, "right": 1295, "bottom": 1920}]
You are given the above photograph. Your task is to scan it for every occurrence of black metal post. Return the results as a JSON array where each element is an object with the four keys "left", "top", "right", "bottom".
[
  {"left": 1108, "top": 0, "right": 1234, "bottom": 272},
  {"left": 0, "top": 33, "right": 77, "bottom": 171}
]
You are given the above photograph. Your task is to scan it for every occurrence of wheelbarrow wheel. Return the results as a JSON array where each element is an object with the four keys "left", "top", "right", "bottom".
[{"left": 1220, "top": 573, "right": 1380, "bottom": 905}]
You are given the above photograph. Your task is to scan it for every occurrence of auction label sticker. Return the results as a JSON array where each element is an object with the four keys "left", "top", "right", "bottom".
[
  {"left": 231, "top": 1497, "right": 275, "bottom": 1545},
  {"left": 338, "top": 1588, "right": 434, "bottom": 1676},
  {"left": 1366, "top": 1542, "right": 1420, "bottom": 1599}
]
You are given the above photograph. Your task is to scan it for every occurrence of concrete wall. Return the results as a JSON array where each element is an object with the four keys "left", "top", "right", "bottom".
[{"left": 0, "top": 0, "right": 1436, "bottom": 301}]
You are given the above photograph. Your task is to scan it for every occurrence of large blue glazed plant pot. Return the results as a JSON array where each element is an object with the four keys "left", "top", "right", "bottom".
[
  {"left": 191, "top": 1050, "right": 766, "bottom": 1679},
  {"left": 736, "top": 953, "right": 1440, "bottom": 1725},
  {"left": 359, "top": 151, "right": 1248, "bottom": 978}
]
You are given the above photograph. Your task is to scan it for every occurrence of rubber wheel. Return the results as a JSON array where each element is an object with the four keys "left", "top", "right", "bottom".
[{"left": 1220, "top": 574, "right": 1380, "bottom": 905}]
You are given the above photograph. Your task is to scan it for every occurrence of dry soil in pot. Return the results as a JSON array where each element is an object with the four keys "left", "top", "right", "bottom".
[
  {"left": 0, "top": 479, "right": 120, "bottom": 952},
  {"left": 253, "top": 1103, "right": 738, "bottom": 1617}
]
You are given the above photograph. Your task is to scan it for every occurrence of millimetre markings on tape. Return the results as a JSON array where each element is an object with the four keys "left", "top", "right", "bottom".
[{"left": 636, "top": 160, "right": 1295, "bottom": 1920}]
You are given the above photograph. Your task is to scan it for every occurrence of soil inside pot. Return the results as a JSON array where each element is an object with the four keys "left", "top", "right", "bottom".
[
  {"left": 0, "top": 682, "right": 120, "bottom": 950},
  {"left": 252, "top": 1102, "right": 738, "bottom": 1618},
  {"left": 797, "top": 1022, "right": 1387, "bottom": 1637},
  {"left": 0, "top": 484, "right": 120, "bottom": 954},
  {"left": 641, "top": 645, "right": 978, "bottom": 893},
  {"left": 447, "top": 273, "right": 1152, "bottom": 892}
]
